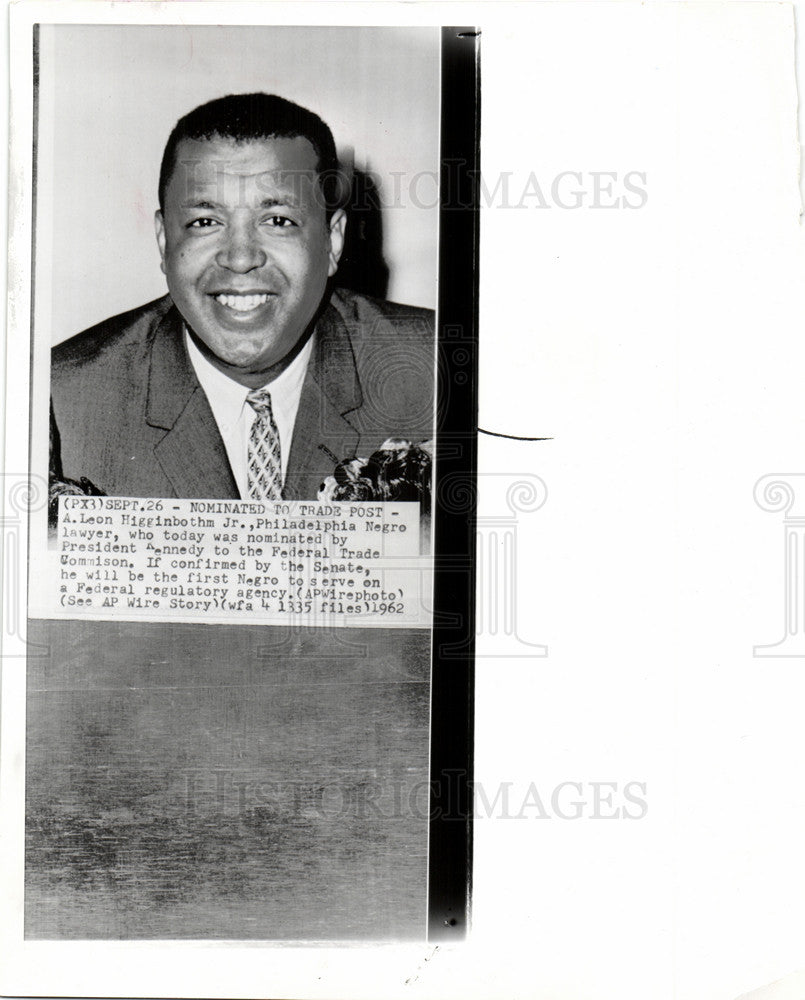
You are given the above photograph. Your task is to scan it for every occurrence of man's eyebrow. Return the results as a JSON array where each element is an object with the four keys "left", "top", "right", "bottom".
[
  {"left": 180, "top": 199, "right": 222, "bottom": 211},
  {"left": 177, "top": 197, "right": 302, "bottom": 210},
  {"left": 258, "top": 196, "right": 301, "bottom": 209}
]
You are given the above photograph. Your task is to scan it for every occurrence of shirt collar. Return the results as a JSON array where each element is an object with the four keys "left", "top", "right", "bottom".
[{"left": 184, "top": 327, "right": 315, "bottom": 434}]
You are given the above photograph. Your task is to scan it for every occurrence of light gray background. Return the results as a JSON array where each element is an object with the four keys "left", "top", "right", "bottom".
[{"left": 40, "top": 24, "right": 440, "bottom": 345}]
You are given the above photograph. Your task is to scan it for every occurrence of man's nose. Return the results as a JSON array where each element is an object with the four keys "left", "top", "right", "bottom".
[{"left": 216, "top": 225, "right": 268, "bottom": 273}]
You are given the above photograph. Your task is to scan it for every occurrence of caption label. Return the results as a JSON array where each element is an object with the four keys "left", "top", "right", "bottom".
[{"left": 54, "top": 497, "right": 426, "bottom": 627}]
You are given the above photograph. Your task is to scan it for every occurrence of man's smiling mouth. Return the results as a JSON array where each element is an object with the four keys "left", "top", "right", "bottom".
[{"left": 213, "top": 292, "right": 273, "bottom": 312}]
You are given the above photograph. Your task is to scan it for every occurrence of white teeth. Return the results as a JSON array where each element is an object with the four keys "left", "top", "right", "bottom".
[{"left": 215, "top": 293, "right": 269, "bottom": 312}]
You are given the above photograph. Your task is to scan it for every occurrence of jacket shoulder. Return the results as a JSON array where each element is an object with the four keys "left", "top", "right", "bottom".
[
  {"left": 329, "top": 288, "right": 434, "bottom": 345},
  {"left": 52, "top": 296, "right": 173, "bottom": 375},
  {"left": 327, "top": 288, "right": 435, "bottom": 442}
]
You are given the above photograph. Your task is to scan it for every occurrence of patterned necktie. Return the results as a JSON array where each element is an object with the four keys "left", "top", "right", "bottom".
[{"left": 246, "top": 388, "right": 283, "bottom": 500}]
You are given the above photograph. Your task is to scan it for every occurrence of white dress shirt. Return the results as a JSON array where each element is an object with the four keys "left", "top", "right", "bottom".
[{"left": 185, "top": 329, "right": 314, "bottom": 499}]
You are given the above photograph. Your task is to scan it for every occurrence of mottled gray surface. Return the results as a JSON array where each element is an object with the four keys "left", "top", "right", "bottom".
[{"left": 26, "top": 620, "right": 429, "bottom": 940}]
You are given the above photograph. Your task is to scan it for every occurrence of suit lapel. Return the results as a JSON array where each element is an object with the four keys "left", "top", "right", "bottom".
[
  {"left": 282, "top": 303, "right": 362, "bottom": 501},
  {"left": 146, "top": 307, "right": 239, "bottom": 499}
]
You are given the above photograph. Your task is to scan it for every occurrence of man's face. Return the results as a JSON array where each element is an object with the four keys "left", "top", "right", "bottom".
[{"left": 155, "top": 135, "right": 345, "bottom": 381}]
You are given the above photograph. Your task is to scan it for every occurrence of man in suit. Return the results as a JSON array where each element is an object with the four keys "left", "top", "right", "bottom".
[{"left": 50, "top": 93, "right": 434, "bottom": 502}]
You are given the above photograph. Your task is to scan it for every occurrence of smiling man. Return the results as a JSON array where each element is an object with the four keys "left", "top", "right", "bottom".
[{"left": 50, "top": 93, "right": 435, "bottom": 501}]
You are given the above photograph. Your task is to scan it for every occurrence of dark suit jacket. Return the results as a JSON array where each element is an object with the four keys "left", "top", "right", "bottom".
[{"left": 51, "top": 288, "right": 435, "bottom": 500}]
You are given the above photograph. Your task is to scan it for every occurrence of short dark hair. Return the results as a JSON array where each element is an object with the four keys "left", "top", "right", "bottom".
[{"left": 158, "top": 92, "right": 342, "bottom": 215}]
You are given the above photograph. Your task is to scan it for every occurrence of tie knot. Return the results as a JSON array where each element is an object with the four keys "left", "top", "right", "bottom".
[{"left": 246, "top": 387, "right": 274, "bottom": 415}]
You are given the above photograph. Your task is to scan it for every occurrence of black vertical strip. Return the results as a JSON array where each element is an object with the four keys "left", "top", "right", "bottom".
[{"left": 428, "top": 26, "right": 480, "bottom": 941}]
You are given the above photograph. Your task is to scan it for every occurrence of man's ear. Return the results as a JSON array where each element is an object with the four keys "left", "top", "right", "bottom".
[
  {"left": 154, "top": 210, "right": 167, "bottom": 276},
  {"left": 327, "top": 208, "right": 347, "bottom": 277}
]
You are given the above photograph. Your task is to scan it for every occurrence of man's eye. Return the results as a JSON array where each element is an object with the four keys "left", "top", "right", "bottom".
[
  {"left": 265, "top": 215, "right": 296, "bottom": 228},
  {"left": 187, "top": 218, "right": 220, "bottom": 229}
]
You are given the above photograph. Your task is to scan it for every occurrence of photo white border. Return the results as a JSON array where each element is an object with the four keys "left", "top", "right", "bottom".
[{"left": 2, "top": 3, "right": 473, "bottom": 998}]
